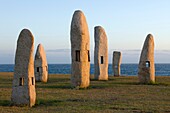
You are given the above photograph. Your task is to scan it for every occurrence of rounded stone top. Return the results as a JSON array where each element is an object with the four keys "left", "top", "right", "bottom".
[
  {"left": 139, "top": 33, "right": 154, "bottom": 62},
  {"left": 74, "top": 10, "right": 83, "bottom": 14},
  {"left": 94, "top": 25, "right": 107, "bottom": 42},
  {"left": 94, "top": 26, "right": 106, "bottom": 35},
  {"left": 17, "top": 29, "right": 34, "bottom": 48},
  {"left": 35, "top": 43, "right": 46, "bottom": 58},
  {"left": 72, "top": 10, "right": 85, "bottom": 21},
  {"left": 20, "top": 29, "right": 33, "bottom": 38},
  {"left": 147, "top": 34, "right": 153, "bottom": 37},
  {"left": 95, "top": 26, "right": 104, "bottom": 31},
  {"left": 146, "top": 34, "right": 154, "bottom": 42},
  {"left": 113, "top": 51, "right": 121, "bottom": 55},
  {"left": 21, "top": 28, "right": 32, "bottom": 33},
  {"left": 35, "top": 43, "right": 47, "bottom": 65},
  {"left": 18, "top": 29, "right": 33, "bottom": 39},
  {"left": 71, "top": 10, "right": 89, "bottom": 35},
  {"left": 144, "top": 34, "right": 154, "bottom": 46},
  {"left": 37, "top": 43, "right": 43, "bottom": 50},
  {"left": 113, "top": 51, "right": 122, "bottom": 65}
]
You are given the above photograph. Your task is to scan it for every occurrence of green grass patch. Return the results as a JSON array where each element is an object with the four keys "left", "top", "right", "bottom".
[{"left": 0, "top": 73, "right": 170, "bottom": 113}]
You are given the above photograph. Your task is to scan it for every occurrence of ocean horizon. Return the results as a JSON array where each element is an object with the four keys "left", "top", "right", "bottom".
[{"left": 0, "top": 64, "right": 170, "bottom": 76}]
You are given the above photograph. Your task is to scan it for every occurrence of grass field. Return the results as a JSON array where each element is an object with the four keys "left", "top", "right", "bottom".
[{"left": 0, "top": 72, "right": 170, "bottom": 113}]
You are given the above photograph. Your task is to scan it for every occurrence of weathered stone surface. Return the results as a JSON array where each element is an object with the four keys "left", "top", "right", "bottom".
[
  {"left": 34, "top": 44, "right": 48, "bottom": 82},
  {"left": 112, "top": 51, "right": 122, "bottom": 76},
  {"left": 138, "top": 34, "right": 155, "bottom": 83},
  {"left": 11, "top": 29, "right": 36, "bottom": 107},
  {"left": 70, "top": 10, "right": 90, "bottom": 88},
  {"left": 94, "top": 26, "right": 108, "bottom": 80}
]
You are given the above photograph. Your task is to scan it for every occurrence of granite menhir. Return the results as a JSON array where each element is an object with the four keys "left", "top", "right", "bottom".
[
  {"left": 112, "top": 51, "right": 122, "bottom": 76},
  {"left": 138, "top": 34, "right": 155, "bottom": 83},
  {"left": 70, "top": 10, "right": 90, "bottom": 88},
  {"left": 11, "top": 29, "right": 36, "bottom": 107},
  {"left": 94, "top": 26, "right": 108, "bottom": 80},
  {"left": 34, "top": 44, "right": 48, "bottom": 83}
]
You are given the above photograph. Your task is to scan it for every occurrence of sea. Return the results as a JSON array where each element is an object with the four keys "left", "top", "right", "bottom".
[{"left": 0, "top": 64, "right": 170, "bottom": 76}]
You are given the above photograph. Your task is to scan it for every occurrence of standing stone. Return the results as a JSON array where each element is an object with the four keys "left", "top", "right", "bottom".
[
  {"left": 138, "top": 34, "right": 155, "bottom": 83},
  {"left": 70, "top": 10, "right": 90, "bottom": 88},
  {"left": 11, "top": 29, "right": 36, "bottom": 107},
  {"left": 34, "top": 44, "right": 48, "bottom": 82},
  {"left": 94, "top": 26, "right": 108, "bottom": 80},
  {"left": 112, "top": 51, "right": 122, "bottom": 76}
]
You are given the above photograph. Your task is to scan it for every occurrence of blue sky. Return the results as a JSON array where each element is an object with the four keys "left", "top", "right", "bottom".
[{"left": 0, "top": 1, "right": 170, "bottom": 64}]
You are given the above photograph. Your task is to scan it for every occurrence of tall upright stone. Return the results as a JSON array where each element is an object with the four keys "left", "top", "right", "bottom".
[
  {"left": 34, "top": 44, "right": 48, "bottom": 83},
  {"left": 94, "top": 26, "right": 108, "bottom": 80},
  {"left": 70, "top": 10, "right": 90, "bottom": 88},
  {"left": 112, "top": 51, "right": 122, "bottom": 76},
  {"left": 11, "top": 29, "right": 36, "bottom": 107},
  {"left": 138, "top": 34, "right": 155, "bottom": 83}
]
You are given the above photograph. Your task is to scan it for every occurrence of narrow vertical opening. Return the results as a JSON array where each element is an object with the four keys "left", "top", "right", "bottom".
[
  {"left": 146, "top": 61, "right": 150, "bottom": 67},
  {"left": 88, "top": 50, "right": 90, "bottom": 62},
  {"left": 32, "top": 77, "right": 34, "bottom": 85},
  {"left": 101, "top": 56, "right": 104, "bottom": 64},
  {"left": 37, "top": 67, "right": 39, "bottom": 72},
  {"left": 76, "top": 50, "right": 80, "bottom": 62},
  {"left": 19, "top": 77, "right": 24, "bottom": 86},
  {"left": 46, "top": 66, "right": 48, "bottom": 71}
]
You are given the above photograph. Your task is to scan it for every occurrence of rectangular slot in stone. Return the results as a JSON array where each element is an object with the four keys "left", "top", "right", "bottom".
[
  {"left": 37, "top": 67, "right": 39, "bottom": 72},
  {"left": 19, "top": 77, "right": 24, "bottom": 86},
  {"left": 32, "top": 77, "right": 34, "bottom": 85},
  {"left": 101, "top": 56, "right": 104, "bottom": 64},
  {"left": 88, "top": 50, "right": 90, "bottom": 62},
  {"left": 46, "top": 66, "right": 48, "bottom": 71},
  {"left": 146, "top": 61, "right": 150, "bottom": 67},
  {"left": 76, "top": 50, "right": 80, "bottom": 62}
]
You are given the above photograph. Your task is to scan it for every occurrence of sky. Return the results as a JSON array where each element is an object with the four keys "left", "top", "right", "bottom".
[{"left": 0, "top": 0, "right": 170, "bottom": 64}]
